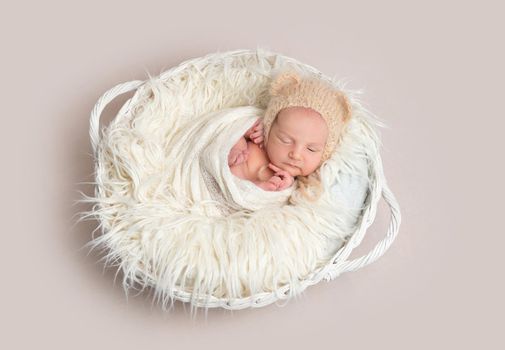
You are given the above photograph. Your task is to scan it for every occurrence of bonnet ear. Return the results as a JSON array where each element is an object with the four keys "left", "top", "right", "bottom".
[
  {"left": 336, "top": 91, "right": 352, "bottom": 123},
  {"left": 269, "top": 71, "right": 301, "bottom": 96}
]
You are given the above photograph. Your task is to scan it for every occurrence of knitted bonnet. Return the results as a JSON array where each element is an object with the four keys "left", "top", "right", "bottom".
[{"left": 263, "top": 71, "right": 352, "bottom": 162}]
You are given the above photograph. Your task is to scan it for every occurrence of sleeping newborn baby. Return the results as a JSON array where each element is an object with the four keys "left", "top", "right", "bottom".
[
  {"left": 228, "top": 106, "right": 328, "bottom": 191},
  {"left": 228, "top": 71, "right": 352, "bottom": 194}
]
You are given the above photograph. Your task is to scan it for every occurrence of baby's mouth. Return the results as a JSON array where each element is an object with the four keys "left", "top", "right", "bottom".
[{"left": 284, "top": 162, "right": 301, "bottom": 173}]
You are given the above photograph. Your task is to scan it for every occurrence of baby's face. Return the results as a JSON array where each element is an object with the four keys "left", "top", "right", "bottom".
[{"left": 266, "top": 107, "right": 328, "bottom": 177}]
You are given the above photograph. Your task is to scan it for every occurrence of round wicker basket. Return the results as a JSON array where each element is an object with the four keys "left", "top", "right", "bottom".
[{"left": 87, "top": 49, "right": 401, "bottom": 310}]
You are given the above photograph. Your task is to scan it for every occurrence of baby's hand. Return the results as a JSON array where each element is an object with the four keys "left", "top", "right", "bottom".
[
  {"left": 228, "top": 149, "right": 249, "bottom": 166},
  {"left": 228, "top": 138, "right": 249, "bottom": 167},
  {"left": 266, "top": 163, "right": 295, "bottom": 191},
  {"left": 245, "top": 118, "right": 264, "bottom": 148}
]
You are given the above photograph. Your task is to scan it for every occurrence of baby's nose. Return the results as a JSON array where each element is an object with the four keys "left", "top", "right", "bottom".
[{"left": 289, "top": 150, "right": 302, "bottom": 160}]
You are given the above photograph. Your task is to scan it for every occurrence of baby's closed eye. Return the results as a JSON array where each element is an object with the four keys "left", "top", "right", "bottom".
[
  {"left": 278, "top": 136, "right": 292, "bottom": 144},
  {"left": 307, "top": 146, "right": 322, "bottom": 152}
]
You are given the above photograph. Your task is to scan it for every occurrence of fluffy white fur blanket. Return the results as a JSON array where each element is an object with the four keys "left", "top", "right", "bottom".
[{"left": 88, "top": 52, "right": 374, "bottom": 305}]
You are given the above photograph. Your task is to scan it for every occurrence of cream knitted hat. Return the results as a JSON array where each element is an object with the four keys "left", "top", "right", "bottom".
[{"left": 263, "top": 71, "right": 352, "bottom": 162}]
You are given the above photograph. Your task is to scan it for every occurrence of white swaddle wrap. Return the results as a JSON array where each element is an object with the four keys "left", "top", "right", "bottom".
[{"left": 199, "top": 106, "right": 294, "bottom": 213}]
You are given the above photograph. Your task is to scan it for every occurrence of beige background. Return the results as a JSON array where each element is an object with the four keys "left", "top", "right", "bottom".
[{"left": 1, "top": 0, "right": 503, "bottom": 349}]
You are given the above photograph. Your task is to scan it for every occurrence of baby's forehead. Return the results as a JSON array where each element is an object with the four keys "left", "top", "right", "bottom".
[
  {"left": 276, "top": 126, "right": 325, "bottom": 141},
  {"left": 275, "top": 108, "right": 327, "bottom": 130},
  {"left": 274, "top": 111, "right": 328, "bottom": 143}
]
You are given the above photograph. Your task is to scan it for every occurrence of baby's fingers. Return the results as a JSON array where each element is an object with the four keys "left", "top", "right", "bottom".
[
  {"left": 268, "top": 163, "right": 282, "bottom": 172},
  {"left": 268, "top": 176, "right": 281, "bottom": 187},
  {"left": 278, "top": 180, "right": 293, "bottom": 190},
  {"left": 250, "top": 130, "right": 262, "bottom": 139},
  {"left": 264, "top": 182, "right": 277, "bottom": 191},
  {"left": 252, "top": 137, "right": 264, "bottom": 145}
]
